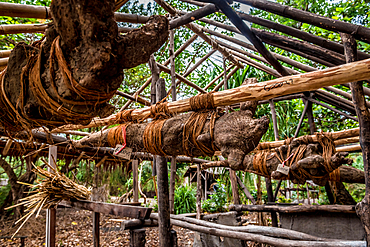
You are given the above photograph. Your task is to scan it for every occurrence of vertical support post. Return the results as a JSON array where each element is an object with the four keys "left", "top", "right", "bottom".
[
  {"left": 229, "top": 169, "right": 240, "bottom": 205},
  {"left": 46, "top": 146, "right": 57, "bottom": 247},
  {"left": 170, "top": 230, "right": 178, "bottom": 247},
  {"left": 196, "top": 163, "right": 202, "bottom": 220},
  {"left": 341, "top": 33, "right": 370, "bottom": 244},
  {"left": 130, "top": 229, "right": 146, "bottom": 247},
  {"left": 265, "top": 177, "right": 278, "bottom": 227},
  {"left": 156, "top": 77, "right": 171, "bottom": 247},
  {"left": 170, "top": 29, "right": 176, "bottom": 101},
  {"left": 294, "top": 99, "right": 309, "bottom": 138},
  {"left": 170, "top": 157, "right": 176, "bottom": 214},
  {"left": 204, "top": 172, "right": 207, "bottom": 200},
  {"left": 268, "top": 101, "right": 279, "bottom": 226},
  {"left": 223, "top": 56, "right": 229, "bottom": 112},
  {"left": 269, "top": 100, "right": 280, "bottom": 141},
  {"left": 149, "top": 54, "right": 159, "bottom": 177},
  {"left": 305, "top": 96, "right": 315, "bottom": 135},
  {"left": 93, "top": 212, "right": 100, "bottom": 247},
  {"left": 133, "top": 160, "right": 139, "bottom": 203}
]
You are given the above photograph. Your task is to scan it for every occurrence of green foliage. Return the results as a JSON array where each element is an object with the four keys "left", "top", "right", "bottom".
[
  {"left": 202, "top": 180, "right": 227, "bottom": 213},
  {"left": 277, "top": 195, "right": 292, "bottom": 203},
  {"left": 174, "top": 184, "right": 196, "bottom": 214}
]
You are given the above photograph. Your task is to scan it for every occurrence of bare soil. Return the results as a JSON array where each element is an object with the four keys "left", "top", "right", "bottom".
[{"left": 0, "top": 208, "right": 194, "bottom": 246}]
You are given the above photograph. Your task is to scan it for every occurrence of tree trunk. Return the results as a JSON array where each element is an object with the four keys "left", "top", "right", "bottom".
[{"left": 0, "top": 0, "right": 168, "bottom": 131}]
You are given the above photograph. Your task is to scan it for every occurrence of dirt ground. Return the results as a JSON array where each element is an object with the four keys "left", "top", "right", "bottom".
[{"left": 0, "top": 208, "right": 194, "bottom": 247}]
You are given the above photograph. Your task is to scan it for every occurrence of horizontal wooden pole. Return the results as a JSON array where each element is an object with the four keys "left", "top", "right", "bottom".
[
  {"left": 334, "top": 136, "right": 359, "bottom": 146},
  {"left": 0, "top": 24, "right": 46, "bottom": 34},
  {"left": 0, "top": 2, "right": 149, "bottom": 23},
  {"left": 0, "top": 58, "right": 8, "bottom": 67},
  {"left": 61, "top": 200, "right": 152, "bottom": 220},
  {"left": 235, "top": 0, "right": 370, "bottom": 44},
  {"left": 257, "top": 127, "right": 359, "bottom": 150},
  {"left": 53, "top": 57, "right": 370, "bottom": 132},
  {"left": 230, "top": 204, "right": 356, "bottom": 214},
  {"left": 336, "top": 144, "right": 361, "bottom": 152},
  {"left": 0, "top": 50, "right": 11, "bottom": 58},
  {"left": 157, "top": 63, "right": 207, "bottom": 93},
  {"left": 151, "top": 213, "right": 364, "bottom": 247}
]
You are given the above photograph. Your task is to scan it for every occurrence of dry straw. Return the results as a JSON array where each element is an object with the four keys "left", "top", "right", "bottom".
[{"left": 5, "top": 158, "right": 91, "bottom": 238}]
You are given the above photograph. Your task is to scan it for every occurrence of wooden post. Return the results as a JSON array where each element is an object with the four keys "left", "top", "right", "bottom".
[
  {"left": 196, "top": 163, "right": 202, "bottom": 220},
  {"left": 133, "top": 160, "right": 139, "bottom": 203},
  {"left": 170, "top": 157, "right": 176, "bottom": 214},
  {"left": 149, "top": 55, "right": 159, "bottom": 177},
  {"left": 46, "top": 146, "right": 57, "bottom": 247},
  {"left": 268, "top": 101, "right": 279, "bottom": 226},
  {"left": 129, "top": 229, "right": 146, "bottom": 247},
  {"left": 269, "top": 100, "right": 280, "bottom": 141},
  {"left": 93, "top": 212, "right": 100, "bottom": 247},
  {"left": 265, "top": 177, "right": 278, "bottom": 227},
  {"left": 305, "top": 96, "right": 315, "bottom": 135},
  {"left": 169, "top": 30, "right": 176, "bottom": 101},
  {"left": 294, "top": 99, "right": 310, "bottom": 138},
  {"left": 229, "top": 169, "right": 240, "bottom": 205},
  {"left": 170, "top": 230, "right": 178, "bottom": 247},
  {"left": 156, "top": 77, "right": 171, "bottom": 247},
  {"left": 204, "top": 172, "right": 207, "bottom": 200},
  {"left": 169, "top": 32, "right": 177, "bottom": 214},
  {"left": 341, "top": 33, "right": 370, "bottom": 245}
]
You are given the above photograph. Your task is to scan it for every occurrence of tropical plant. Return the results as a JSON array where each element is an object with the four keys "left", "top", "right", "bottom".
[{"left": 174, "top": 184, "right": 196, "bottom": 214}]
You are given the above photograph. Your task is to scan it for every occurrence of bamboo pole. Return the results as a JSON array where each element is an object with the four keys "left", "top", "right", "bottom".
[{"left": 51, "top": 57, "right": 370, "bottom": 132}]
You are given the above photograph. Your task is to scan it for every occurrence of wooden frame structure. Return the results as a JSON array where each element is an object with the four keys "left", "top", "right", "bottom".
[{"left": 1, "top": 0, "right": 370, "bottom": 246}]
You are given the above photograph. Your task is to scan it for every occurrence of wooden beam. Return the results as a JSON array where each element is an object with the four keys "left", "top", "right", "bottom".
[
  {"left": 230, "top": 204, "right": 356, "bottom": 214},
  {"left": 257, "top": 127, "right": 360, "bottom": 150},
  {"left": 51, "top": 57, "right": 370, "bottom": 132},
  {"left": 169, "top": 4, "right": 217, "bottom": 30},
  {"left": 120, "top": 34, "right": 198, "bottom": 111},
  {"left": 63, "top": 200, "right": 152, "bottom": 219},
  {"left": 115, "top": 91, "right": 151, "bottom": 106},
  {"left": 157, "top": 63, "right": 207, "bottom": 93},
  {"left": 181, "top": 0, "right": 370, "bottom": 60},
  {"left": 235, "top": 0, "right": 370, "bottom": 44},
  {"left": 0, "top": 50, "right": 11, "bottom": 58},
  {"left": 307, "top": 97, "right": 358, "bottom": 121},
  {"left": 0, "top": 24, "right": 46, "bottom": 34},
  {"left": 255, "top": 29, "right": 345, "bottom": 66}
]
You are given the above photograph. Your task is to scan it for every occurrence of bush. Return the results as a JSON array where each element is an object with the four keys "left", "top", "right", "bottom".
[
  {"left": 202, "top": 180, "right": 227, "bottom": 213},
  {"left": 174, "top": 184, "right": 196, "bottom": 215}
]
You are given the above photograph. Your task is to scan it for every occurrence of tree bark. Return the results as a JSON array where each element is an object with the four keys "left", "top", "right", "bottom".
[
  {"left": 0, "top": 0, "right": 168, "bottom": 131},
  {"left": 75, "top": 102, "right": 269, "bottom": 170}
]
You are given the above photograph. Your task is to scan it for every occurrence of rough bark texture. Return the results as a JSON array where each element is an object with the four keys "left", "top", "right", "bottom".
[
  {"left": 75, "top": 102, "right": 270, "bottom": 165},
  {"left": 223, "top": 141, "right": 364, "bottom": 185},
  {"left": 340, "top": 33, "right": 370, "bottom": 245},
  {"left": 1, "top": 0, "right": 168, "bottom": 131}
]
